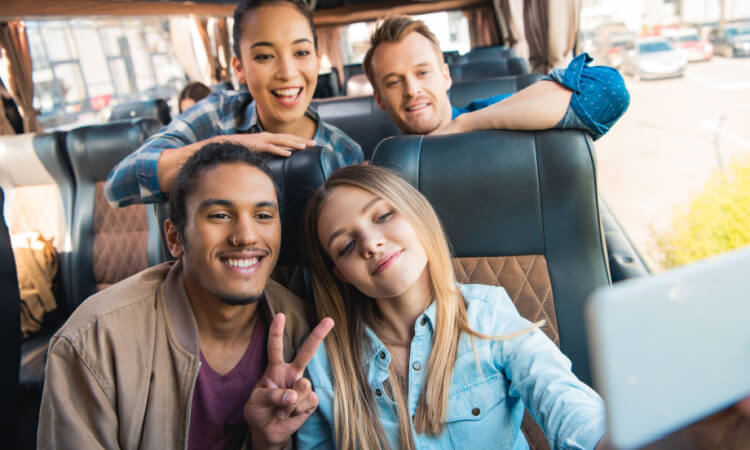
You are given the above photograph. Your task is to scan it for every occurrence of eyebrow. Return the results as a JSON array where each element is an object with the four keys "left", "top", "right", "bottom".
[
  {"left": 326, "top": 197, "right": 382, "bottom": 251},
  {"left": 197, "top": 198, "right": 278, "bottom": 211},
  {"left": 250, "top": 38, "right": 312, "bottom": 50}
]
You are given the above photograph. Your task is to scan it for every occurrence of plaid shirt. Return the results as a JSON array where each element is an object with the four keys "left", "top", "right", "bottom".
[{"left": 104, "top": 90, "right": 363, "bottom": 207}]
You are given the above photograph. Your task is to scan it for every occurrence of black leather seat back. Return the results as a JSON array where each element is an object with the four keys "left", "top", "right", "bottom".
[
  {"left": 66, "top": 118, "right": 163, "bottom": 306},
  {"left": 313, "top": 95, "right": 400, "bottom": 160},
  {"left": 0, "top": 187, "right": 21, "bottom": 448},
  {"left": 267, "top": 147, "right": 348, "bottom": 298},
  {"left": 371, "top": 130, "right": 609, "bottom": 450},
  {"left": 313, "top": 68, "right": 342, "bottom": 99},
  {"left": 453, "top": 46, "right": 516, "bottom": 64},
  {"left": 449, "top": 73, "right": 544, "bottom": 108},
  {"left": 109, "top": 98, "right": 171, "bottom": 126},
  {"left": 450, "top": 57, "right": 529, "bottom": 82},
  {"left": 372, "top": 130, "right": 610, "bottom": 385}
]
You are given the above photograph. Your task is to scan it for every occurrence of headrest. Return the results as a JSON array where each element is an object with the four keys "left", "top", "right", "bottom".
[
  {"left": 313, "top": 70, "right": 341, "bottom": 99},
  {"left": 212, "top": 81, "right": 235, "bottom": 91},
  {"left": 448, "top": 73, "right": 544, "bottom": 108},
  {"left": 109, "top": 98, "right": 171, "bottom": 125},
  {"left": 266, "top": 146, "right": 348, "bottom": 266},
  {"left": 442, "top": 50, "right": 459, "bottom": 65},
  {"left": 370, "top": 129, "right": 598, "bottom": 258},
  {"left": 0, "top": 132, "right": 68, "bottom": 188},
  {"left": 66, "top": 118, "right": 162, "bottom": 182},
  {"left": 453, "top": 46, "right": 516, "bottom": 64},
  {"left": 450, "top": 57, "right": 529, "bottom": 82}
]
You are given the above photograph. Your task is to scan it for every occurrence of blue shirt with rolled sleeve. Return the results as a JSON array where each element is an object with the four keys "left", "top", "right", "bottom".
[
  {"left": 297, "top": 283, "right": 606, "bottom": 450},
  {"left": 452, "top": 53, "right": 629, "bottom": 141},
  {"left": 104, "top": 90, "right": 363, "bottom": 207}
]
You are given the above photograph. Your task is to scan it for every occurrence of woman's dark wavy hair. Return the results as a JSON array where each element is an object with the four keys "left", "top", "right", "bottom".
[
  {"left": 233, "top": 0, "right": 318, "bottom": 58},
  {"left": 168, "top": 142, "right": 280, "bottom": 237}
]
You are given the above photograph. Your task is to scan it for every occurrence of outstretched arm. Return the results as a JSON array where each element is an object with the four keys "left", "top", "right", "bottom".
[
  {"left": 435, "top": 80, "right": 572, "bottom": 135},
  {"left": 434, "top": 53, "right": 630, "bottom": 140}
]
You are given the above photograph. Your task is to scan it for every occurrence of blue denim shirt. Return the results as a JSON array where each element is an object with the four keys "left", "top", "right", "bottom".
[
  {"left": 104, "top": 90, "right": 363, "bottom": 207},
  {"left": 452, "top": 53, "right": 630, "bottom": 141},
  {"left": 297, "top": 283, "right": 605, "bottom": 450}
]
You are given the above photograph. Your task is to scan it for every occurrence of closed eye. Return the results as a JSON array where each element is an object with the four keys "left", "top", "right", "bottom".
[{"left": 338, "top": 239, "right": 355, "bottom": 257}]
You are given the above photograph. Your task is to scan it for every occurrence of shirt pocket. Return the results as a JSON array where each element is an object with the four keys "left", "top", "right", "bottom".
[{"left": 444, "top": 374, "right": 519, "bottom": 449}]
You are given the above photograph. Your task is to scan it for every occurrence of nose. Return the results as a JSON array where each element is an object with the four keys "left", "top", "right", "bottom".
[
  {"left": 360, "top": 230, "right": 384, "bottom": 258},
  {"left": 403, "top": 75, "right": 422, "bottom": 98},
  {"left": 230, "top": 214, "right": 258, "bottom": 247},
  {"left": 275, "top": 53, "right": 298, "bottom": 81}
]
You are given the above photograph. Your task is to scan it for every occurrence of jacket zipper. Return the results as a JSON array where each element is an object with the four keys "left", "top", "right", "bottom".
[{"left": 184, "top": 360, "right": 201, "bottom": 450}]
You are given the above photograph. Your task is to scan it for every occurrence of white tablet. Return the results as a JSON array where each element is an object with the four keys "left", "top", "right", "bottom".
[{"left": 585, "top": 246, "right": 750, "bottom": 449}]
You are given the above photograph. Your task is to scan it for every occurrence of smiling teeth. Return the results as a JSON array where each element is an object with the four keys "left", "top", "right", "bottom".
[
  {"left": 273, "top": 88, "right": 301, "bottom": 97},
  {"left": 225, "top": 258, "right": 258, "bottom": 268}
]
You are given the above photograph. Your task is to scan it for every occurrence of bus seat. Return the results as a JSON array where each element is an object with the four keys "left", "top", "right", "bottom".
[
  {"left": 313, "top": 95, "right": 400, "bottom": 160},
  {"left": 342, "top": 63, "right": 364, "bottom": 95},
  {"left": 448, "top": 73, "right": 544, "bottom": 109},
  {"left": 212, "top": 81, "right": 235, "bottom": 91},
  {"left": 453, "top": 45, "right": 516, "bottom": 64},
  {"left": 450, "top": 57, "right": 529, "bottom": 82},
  {"left": 313, "top": 68, "right": 341, "bottom": 99},
  {"left": 266, "top": 146, "right": 348, "bottom": 299},
  {"left": 371, "top": 129, "right": 609, "bottom": 383},
  {"left": 0, "top": 132, "right": 76, "bottom": 314},
  {"left": 371, "top": 129, "right": 610, "bottom": 450},
  {"left": 0, "top": 187, "right": 21, "bottom": 448},
  {"left": 66, "top": 118, "right": 163, "bottom": 306},
  {"left": 109, "top": 98, "right": 171, "bottom": 126},
  {"left": 442, "top": 50, "right": 459, "bottom": 65}
]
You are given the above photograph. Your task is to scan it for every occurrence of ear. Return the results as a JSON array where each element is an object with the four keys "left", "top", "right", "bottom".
[
  {"left": 373, "top": 89, "right": 386, "bottom": 111},
  {"left": 232, "top": 55, "right": 247, "bottom": 85},
  {"left": 164, "top": 219, "right": 185, "bottom": 259},
  {"left": 332, "top": 266, "right": 349, "bottom": 284}
]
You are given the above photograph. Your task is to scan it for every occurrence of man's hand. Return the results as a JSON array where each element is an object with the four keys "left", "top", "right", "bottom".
[
  {"left": 226, "top": 132, "right": 316, "bottom": 157},
  {"left": 244, "top": 314, "right": 334, "bottom": 449}
]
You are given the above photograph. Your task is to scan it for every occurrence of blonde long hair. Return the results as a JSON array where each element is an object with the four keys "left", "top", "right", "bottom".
[{"left": 304, "top": 165, "right": 541, "bottom": 449}]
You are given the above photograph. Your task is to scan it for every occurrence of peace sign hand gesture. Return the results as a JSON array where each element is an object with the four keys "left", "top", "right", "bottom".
[{"left": 244, "top": 313, "right": 334, "bottom": 449}]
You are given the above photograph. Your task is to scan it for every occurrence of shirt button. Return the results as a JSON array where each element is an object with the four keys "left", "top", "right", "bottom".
[
  {"left": 472, "top": 407, "right": 481, "bottom": 416},
  {"left": 375, "top": 388, "right": 382, "bottom": 396},
  {"left": 379, "top": 351, "right": 386, "bottom": 359},
  {"left": 412, "top": 361, "right": 422, "bottom": 371},
  {"left": 420, "top": 317, "right": 427, "bottom": 326}
]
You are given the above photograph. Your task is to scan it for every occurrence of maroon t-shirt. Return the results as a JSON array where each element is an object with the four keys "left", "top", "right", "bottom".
[{"left": 188, "top": 318, "right": 267, "bottom": 450}]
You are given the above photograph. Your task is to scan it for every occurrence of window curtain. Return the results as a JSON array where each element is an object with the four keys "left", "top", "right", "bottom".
[
  {"left": 194, "top": 17, "right": 219, "bottom": 84},
  {"left": 0, "top": 22, "right": 40, "bottom": 133},
  {"left": 212, "top": 18, "right": 232, "bottom": 83},
  {"left": 547, "top": 0, "right": 579, "bottom": 69},
  {"left": 169, "top": 18, "right": 211, "bottom": 85},
  {"left": 495, "top": 0, "right": 529, "bottom": 60},
  {"left": 464, "top": 5, "right": 501, "bottom": 49},
  {"left": 316, "top": 26, "right": 343, "bottom": 89},
  {"left": 523, "top": 0, "right": 550, "bottom": 74}
]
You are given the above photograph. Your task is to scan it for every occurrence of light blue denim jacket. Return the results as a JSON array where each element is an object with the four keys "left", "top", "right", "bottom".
[{"left": 297, "top": 283, "right": 605, "bottom": 450}]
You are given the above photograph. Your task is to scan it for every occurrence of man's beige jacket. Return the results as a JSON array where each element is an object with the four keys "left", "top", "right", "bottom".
[{"left": 38, "top": 261, "right": 309, "bottom": 449}]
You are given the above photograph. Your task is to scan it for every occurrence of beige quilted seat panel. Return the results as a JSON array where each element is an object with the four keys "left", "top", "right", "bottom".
[
  {"left": 453, "top": 255, "right": 559, "bottom": 345},
  {"left": 93, "top": 182, "right": 148, "bottom": 291}
]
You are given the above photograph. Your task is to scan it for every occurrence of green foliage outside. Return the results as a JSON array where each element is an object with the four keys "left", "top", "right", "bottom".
[{"left": 656, "top": 158, "right": 750, "bottom": 268}]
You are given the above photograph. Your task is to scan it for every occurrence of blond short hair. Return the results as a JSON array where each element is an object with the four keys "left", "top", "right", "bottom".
[{"left": 362, "top": 15, "right": 444, "bottom": 91}]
